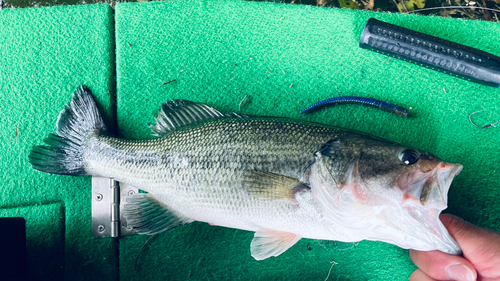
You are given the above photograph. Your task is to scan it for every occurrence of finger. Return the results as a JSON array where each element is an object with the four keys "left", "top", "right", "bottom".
[
  {"left": 409, "top": 249, "right": 476, "bottom": 281},
  {"left": 440, "top": 214, "right": 500, "bottom": 260},
  {"left": 410, "top": 269, "right": 438, "bottom": 281},
  {"left": 440, "top": 214, "right": 500, "bottom": 278}
]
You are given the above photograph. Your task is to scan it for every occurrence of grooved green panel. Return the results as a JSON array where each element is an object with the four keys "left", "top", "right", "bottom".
[
  {"left": 116, "top": 1, "right": 500, "bottom": 280},
  {"left": 0, "top": 5, "right": 117, "bottom": 281}
]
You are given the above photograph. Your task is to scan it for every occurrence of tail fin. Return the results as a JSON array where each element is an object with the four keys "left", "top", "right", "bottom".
[{"left": 29, "top": 86, "right": 107, "bottom": 176}]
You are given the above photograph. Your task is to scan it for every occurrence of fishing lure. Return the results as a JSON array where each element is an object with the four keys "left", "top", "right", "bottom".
[{"left": 300, "top": 96, "right": 409, "bottom": 117}]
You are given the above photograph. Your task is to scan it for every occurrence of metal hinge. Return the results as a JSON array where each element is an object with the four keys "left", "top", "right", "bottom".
[{"left": 91, "top": 177, "right": 139, "bottom": 238}]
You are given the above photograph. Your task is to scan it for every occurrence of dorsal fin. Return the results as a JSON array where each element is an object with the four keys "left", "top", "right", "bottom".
[{"left": 149, "top": 100, "right": 225, "bottom": 137}]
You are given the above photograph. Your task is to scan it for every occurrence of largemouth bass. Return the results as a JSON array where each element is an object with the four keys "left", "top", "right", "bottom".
[{"left": 29, "top": 86, "right": 463, "bottom": 260}]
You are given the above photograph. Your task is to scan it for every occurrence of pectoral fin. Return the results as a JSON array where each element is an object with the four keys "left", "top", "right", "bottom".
[
  {"left": 250, "top": 229, "right": 301, "bottom": 260},
  {"left": 244, "top": 170, "right": 309, "bottom": 203},
  {"left": 122, "top": 193, "right": 193, "bottom": 235}
]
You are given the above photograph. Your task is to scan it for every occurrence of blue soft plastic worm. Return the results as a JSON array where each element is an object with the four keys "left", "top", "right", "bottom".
[{"left": 300, "top": 96, "right": 409, "bottom": 117}]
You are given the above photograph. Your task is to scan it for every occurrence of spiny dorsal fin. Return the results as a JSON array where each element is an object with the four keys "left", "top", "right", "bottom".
[
  {"left": 251, "top": 229, "right": 301, "bottom": 260},
  {"left": 244, "top": 171, "right": 309, "bottom": 203},
  {"left": 122, "top": 193, "right": 193, "bottom": 235},
  {"left": 149, "top": 100, "right": 225, "bottom": 137}
]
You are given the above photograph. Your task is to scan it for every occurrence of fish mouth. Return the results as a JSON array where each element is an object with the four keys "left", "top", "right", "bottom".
[{"left": 401, "top": 162, "right": 463, "bottom": 255}]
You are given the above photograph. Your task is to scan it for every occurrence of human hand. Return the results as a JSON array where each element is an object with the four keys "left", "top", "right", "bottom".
[{"left": 409, "top": 214, "right": 500, "bottom": 281}]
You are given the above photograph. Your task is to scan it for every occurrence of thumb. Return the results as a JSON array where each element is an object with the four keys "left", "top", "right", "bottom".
[
  {"left": 409, "top": 249, "right": 476, "bottom": 281},
  {"left": 440, "top": 214, "right": 500, "bottom": 276},
  {"left": 410, "top": 214, "right": 500, "bottom": 281},
  {"left": 409, "top": 214, "right": 481, "bottom": 281}
]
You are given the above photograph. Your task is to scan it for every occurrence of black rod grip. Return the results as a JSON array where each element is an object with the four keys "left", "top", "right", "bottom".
[{"left": 359, "top": 18, "right": 500, "bottom": 87}]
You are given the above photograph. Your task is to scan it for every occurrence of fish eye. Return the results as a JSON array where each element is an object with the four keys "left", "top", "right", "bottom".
[{"left": 398, "top": 149, "right": 420, "bottom": 165}]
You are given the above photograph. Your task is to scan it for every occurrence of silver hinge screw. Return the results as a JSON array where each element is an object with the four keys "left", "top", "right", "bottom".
[
  {"left": 127, "top": 190, "right": 135, "bottom": 196},
  {"left": 98, "top": 225, "right": 105, "bottom": 233},
  {"left": 96, "top": 193, "right": 103, "bottom": 201}
]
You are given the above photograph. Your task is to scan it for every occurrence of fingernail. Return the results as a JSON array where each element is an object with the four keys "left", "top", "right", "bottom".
[{"left": 445, "top": 264, "right": 475, "bottom": 281}]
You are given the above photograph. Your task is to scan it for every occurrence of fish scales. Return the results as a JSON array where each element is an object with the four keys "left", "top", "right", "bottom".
[{"left": 85, "top": 118, "right": 340, "bottom": 234}]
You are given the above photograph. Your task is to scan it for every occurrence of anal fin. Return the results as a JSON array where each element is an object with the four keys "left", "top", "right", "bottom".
[
  {"left": 122, "top": 193, "right": 192, "bottom": 235},
  {"left": 250, "top": 229, "right": 301, "bottom": 260}
]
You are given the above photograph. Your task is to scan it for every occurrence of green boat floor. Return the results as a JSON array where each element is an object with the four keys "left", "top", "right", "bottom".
[
  {"left": 115, "top": 1, "right": 500, "bottom": 280},
  {"left": 1, "top": 0, "right": 499, "bottom": 280}
]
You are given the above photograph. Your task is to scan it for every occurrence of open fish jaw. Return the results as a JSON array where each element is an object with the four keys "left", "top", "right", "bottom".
[
  {"left": 399, "top": 163, "right": 463, "bottom": 254},
  {"left": 308, "top": 136, "right": 464, "bottom": 255}
]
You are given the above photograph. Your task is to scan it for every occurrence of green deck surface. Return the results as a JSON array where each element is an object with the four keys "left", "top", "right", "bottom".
[
  {"left": 114, "top": 1, "right": 500, "bottom": 280},
  {"left": 0, "top": 5, "right": 118, "bottom": 281},
  {"left": 1, "top": 0, "right": 499, "bottom": 280}
]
